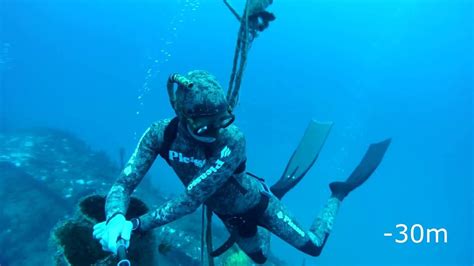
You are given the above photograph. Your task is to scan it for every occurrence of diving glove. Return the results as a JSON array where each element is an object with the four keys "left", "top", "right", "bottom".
[{"left": 93, "top": 214, "right": 133, "bottom": 255}]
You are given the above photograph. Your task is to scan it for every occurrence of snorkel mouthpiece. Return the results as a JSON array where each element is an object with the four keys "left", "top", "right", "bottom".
[{"left": 168, "top": 73, "right": 193, "bottom": 88}]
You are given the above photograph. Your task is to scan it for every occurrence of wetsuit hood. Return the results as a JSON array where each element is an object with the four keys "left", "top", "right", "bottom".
[
  {"left": 174, "top": 70, "right": 229, "bottom": 117},
  {"left": 171, "top": 70, "right": 234, "bottom": 143}
]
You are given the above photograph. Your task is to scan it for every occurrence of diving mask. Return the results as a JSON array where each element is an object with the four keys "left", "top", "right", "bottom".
[
  {"left": 185, "top": 111, "right": 235, "bottom": 142},
  {"left": 167, "top": 71, "right": 234, "bottom": 142}
]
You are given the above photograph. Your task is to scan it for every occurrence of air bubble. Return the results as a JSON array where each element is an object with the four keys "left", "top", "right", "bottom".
[{"left": 136, "top": 0, "right": 200, "bottom": 119}]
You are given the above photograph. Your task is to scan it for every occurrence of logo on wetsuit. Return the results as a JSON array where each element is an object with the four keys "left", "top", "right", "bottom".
[
  {"left": 169, "top": 150, "right": 206, "bottom": 168},
  {"left": 277, "top": 210, "right": 306, "bottom": 237},
  {"left": 186, "top": 146, "right": 232, "bottom": 191}
]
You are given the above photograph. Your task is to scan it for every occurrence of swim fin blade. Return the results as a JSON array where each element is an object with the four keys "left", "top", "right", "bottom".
[
  {"left": 330, "top": 138, "right": 391, "bottom": 200},
  {"left": 270, "top": 120, "right": 333, "bottom": 199}
]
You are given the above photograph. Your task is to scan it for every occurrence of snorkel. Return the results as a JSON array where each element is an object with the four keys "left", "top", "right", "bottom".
[
  {"left": 167, "top": 71, "right": 235, "bottom": 143},
  {"left": 167, "top": 73, "right": 193, "bottom": 108}
]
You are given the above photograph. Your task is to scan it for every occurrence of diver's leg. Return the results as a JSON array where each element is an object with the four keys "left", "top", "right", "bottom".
[
  {"left": 222, "top": 222, "right": 271, "bottom": 264},
  {"left": 259, "top": 194, "right": 341, "bottom": 257},
  {"left": 235, "top": 227, "right": 271, "bottom": 264}
]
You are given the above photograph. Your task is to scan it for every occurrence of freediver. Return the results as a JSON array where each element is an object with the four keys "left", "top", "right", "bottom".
[{"left": 92, "top": 70, "right": 391, "bottom": 263}]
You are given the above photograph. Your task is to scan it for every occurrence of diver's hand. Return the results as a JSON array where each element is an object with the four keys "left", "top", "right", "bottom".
[{"left": 92, "top": 214, "right": 132, "bottom": 255}]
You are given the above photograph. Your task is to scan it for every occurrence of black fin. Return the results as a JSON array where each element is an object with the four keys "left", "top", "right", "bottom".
[
  {"left": 330, "top": 138, "right": 391, "bottom": 200},
  {"left": 270, "top": 120, "right": 333, "bottom": 199}
]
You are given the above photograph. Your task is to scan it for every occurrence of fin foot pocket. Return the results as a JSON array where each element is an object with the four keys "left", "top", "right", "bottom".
[
  {"left": 270, "top": 120, "right": 333, "bottom": 199},
  {"left": 329, "top": 181, "right": 351, "bottom": 201},
  {"left": 330, "top": 138, "right": 392, "bottom": 201}
]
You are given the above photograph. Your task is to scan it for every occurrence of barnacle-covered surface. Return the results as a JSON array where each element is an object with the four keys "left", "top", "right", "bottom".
[
  {"left": 0, "top": 128, "right": 286, "bottom": 265},
  {"left": 0, "top": 128, "right": 118, "bottom": 202},
  {"left": 0, "top": 128, "right": 123, "bottom": 265}
]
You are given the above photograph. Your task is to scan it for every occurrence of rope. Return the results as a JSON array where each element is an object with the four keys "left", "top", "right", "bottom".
[
  {"left": 201, "top": 205, "right": 215, "bottom": 266},
  {"left": 226, "top": 0, "right": 253, "bottom": 109},
  {"left": 205, "top": 207, "right": 215, "bottom": 266},
  {"left": 200, "top": 206, "right": 205, "bottom": 265},
  {"left": 223, "top": 0, "right": 241, "bottom": 21}
]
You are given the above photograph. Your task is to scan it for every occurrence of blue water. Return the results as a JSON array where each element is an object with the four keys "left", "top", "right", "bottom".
[{"left": 1, "top": 0, "right": 472, "bottom": 265}]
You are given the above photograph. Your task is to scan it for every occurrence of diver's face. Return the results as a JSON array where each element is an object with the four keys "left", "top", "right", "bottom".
[{"left": 185, "top": 112, "right": 235, "bottom": 143}]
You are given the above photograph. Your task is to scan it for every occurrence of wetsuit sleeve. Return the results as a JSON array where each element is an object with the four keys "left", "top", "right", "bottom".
[
  {"left": 104, "top": 120, "right": 168, "bottom": 221},
  {"left": 138, "top": 130, "right": 246, "bottom": 231}
]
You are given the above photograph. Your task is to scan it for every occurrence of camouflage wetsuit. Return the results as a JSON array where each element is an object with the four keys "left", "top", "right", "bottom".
[{"left": 105, "top": 118, "right": 341, "bottom": 262}]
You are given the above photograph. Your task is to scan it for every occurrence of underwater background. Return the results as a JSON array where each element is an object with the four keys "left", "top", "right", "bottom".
[{"left": 1, "top": 0, "right": 472, "bottom": 265}]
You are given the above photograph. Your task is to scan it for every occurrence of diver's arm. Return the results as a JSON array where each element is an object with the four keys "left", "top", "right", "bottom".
[
  {"left": 137, "top": 131, "right": 246, "bottom": 231},
  {"left": 105, "top": 120, "right": 168, "bottom": 221}
]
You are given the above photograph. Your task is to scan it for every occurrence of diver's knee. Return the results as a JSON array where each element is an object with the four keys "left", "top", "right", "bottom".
[
  {"left": 248, "top": 250, "right": 268, "bottom": 264},
  {"left": 300, "top": 240, "right": 323, "bottom": 257}
]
